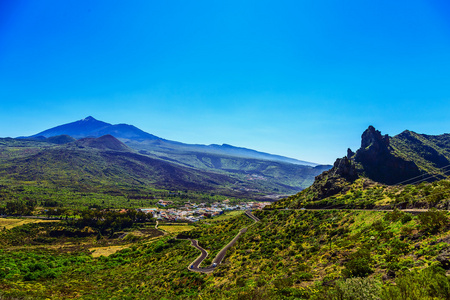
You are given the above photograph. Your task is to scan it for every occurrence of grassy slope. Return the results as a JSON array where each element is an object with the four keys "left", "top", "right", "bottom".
[
  {"left": 273, "top": 178, "right": 450, "bottom": 210},
  {"left": 0, "top": 218, "right": 59, "bottom": 230},
  {"left": 390, "top": 131, "right": 450, "bottom": 176}
]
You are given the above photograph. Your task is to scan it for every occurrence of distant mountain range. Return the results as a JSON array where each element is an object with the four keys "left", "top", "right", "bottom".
[
  {"left": 23, "top": 116, "right": 318, "bottom": 167},
  {"left": 6, "top": 116, "right": 331, "bottom": 197}
]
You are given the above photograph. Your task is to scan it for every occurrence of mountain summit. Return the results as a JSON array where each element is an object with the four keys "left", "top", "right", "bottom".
[
  {"left": 31, "top": 116, "right": 160, "bottom": 141},
  {"left": 350, "top": 126, "right": 421, "bottom": 184}
]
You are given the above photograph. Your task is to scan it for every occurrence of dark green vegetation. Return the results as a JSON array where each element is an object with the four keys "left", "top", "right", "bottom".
[
  {"left": 0, "top": 183, "right": 249, "bottom": 213},
  {"left": 1, "top": 209, "right": 450, "bottom": 299},
  {"left": 391, "top": 130, "right": 450, "bottom": 177}
]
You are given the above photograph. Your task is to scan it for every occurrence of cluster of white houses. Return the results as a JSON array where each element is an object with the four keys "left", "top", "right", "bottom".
[{"left": 139, "top": 200, "right": 270, "bottom": 222}]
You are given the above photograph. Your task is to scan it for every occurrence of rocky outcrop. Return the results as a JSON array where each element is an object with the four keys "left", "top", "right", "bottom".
[
  {"left": 332, "top": 156, "right": 357, "bottom": 180},
  {"left": 355, "top": 126, "right": 391, "bottom": 163},
  {"left": 351, "top": 126, "right": 421, "bottom": 184},
  {"left": 303, "top": 126, "right": 423, "bottom": 200},
  {"left": 303, "top": 156, "right": 357, "bottom": 201}
]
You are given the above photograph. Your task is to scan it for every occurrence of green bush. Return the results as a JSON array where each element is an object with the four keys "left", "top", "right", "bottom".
[
  {"left": 382, "top": 266, "right": 450, "bottom": 299},
  {"left": 336, "top": 277, "right": 381, "bottom": 300},
  {"left": 417, "top": 209, "right": 448, "bottom": 234},
  {"left": 342, "top": 248, "right": 373, "bottom": 278}
]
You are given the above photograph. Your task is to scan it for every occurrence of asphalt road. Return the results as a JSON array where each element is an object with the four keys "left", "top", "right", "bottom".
[
  {"left": 184, "top": 210, "right": 259, "bottom": 274},
  {"left": 244, "top": 210, "right": 260, "bottom": 222}
]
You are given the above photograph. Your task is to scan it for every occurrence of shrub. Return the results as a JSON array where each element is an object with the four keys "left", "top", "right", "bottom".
[
  {"left": 417, "top": 209, "right": 448, "bottom": 234},
  {"left": 342, "top": 248, "right": 373, "bottom": 278},
  {"left": 400, "top": 213, "right": 412, "bottom": 224},
  {"left": 382, "top": 266, "right": 450, "bottom": 300},
  {"left": 336, "top": 277, "right": 381, "bottom": 300}
]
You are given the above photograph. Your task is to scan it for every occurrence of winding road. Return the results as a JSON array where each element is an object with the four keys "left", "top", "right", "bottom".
[
  {"left": 176, "top": 207, "right": 431, "bottom": 273},
  {"left": 183, "top": 210, "right": 259, "bottom": 273}
]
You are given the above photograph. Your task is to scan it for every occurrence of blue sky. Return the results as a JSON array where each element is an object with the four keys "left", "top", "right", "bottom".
[{"left": 1, "top": 0, "right": 450, "bottom": 164}]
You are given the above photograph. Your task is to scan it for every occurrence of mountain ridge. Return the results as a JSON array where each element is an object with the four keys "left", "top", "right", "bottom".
[{"left": 23, "top": 116, "right": 320, "bottom": 167}]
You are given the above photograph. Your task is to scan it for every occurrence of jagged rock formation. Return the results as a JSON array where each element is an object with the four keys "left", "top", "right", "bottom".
[
  {"left": 304, "top": 126, "right": 424, "bottom": 200},
  {"left": 350, "top": 126, "right": 421, "bottom": 184},
  {"left": 303, "top": 156, "right": 358, "bottom": 201}
]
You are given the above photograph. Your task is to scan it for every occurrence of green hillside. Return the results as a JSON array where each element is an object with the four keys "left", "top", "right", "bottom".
[
  {"left": 276, "top": 126, "right": 450, "bottom": 210},
  {"left": 1, "top": 209, "right": 450, "bottom": 299},
  {"left": 272, "top": 177, "right": 450, "bottom": 210},
  {"left": 0, "top": 137, "right": 310, "bottom": 197},
  {"left": 391, "top": 130, "right": 450, "bottom": 177}
]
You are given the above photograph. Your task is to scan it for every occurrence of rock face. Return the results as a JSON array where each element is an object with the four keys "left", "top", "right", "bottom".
[
  {"left": 351, "top": 126, "right": 421, "bottom": 184},
  {"left": 332, "top": 156, "right": 357, "bottom": 181},
  {"left": 357, "top": 126, "right": 391, "bottom": 161},
  {"left": 304, "top": 156, "right": 358, "bottom": 201}
]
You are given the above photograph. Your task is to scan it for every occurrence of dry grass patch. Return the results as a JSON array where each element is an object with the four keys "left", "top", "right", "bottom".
[
  {"left": 208, "top": 210, "right": 244, "bottom": 222},
  {"left": 158, "top": 225, "right": 194, "bottom": 234},
  {"left": 0, "top": 218, "right": 59, "bottom": 230},
  {"left": 90, "top": 245, "right": 130, "bottom": 258}
]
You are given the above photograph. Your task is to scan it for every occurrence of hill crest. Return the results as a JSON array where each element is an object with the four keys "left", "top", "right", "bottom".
[{"left": 72, "top": 135, "right": 131, "bottom": 152}]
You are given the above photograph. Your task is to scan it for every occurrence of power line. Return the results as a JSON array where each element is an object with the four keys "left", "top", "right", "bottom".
[
  {"left": 405, "top": 168, "right": 450, "bottom": 186},
  {"left": 394, "top": 164, "right": 450, "bottom": 186}
]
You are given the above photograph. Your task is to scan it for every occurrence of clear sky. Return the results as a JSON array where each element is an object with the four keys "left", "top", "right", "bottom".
[{"left": 1, "top": 0, "right": 450, "bottom": 164}]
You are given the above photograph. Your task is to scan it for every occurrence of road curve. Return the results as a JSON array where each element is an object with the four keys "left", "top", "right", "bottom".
[
  {"left": 245, "top": 210, "right": 260, "bottom": 222},
  {"left": 183, "top": 210, "right": 259, "bottom": 273}
]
